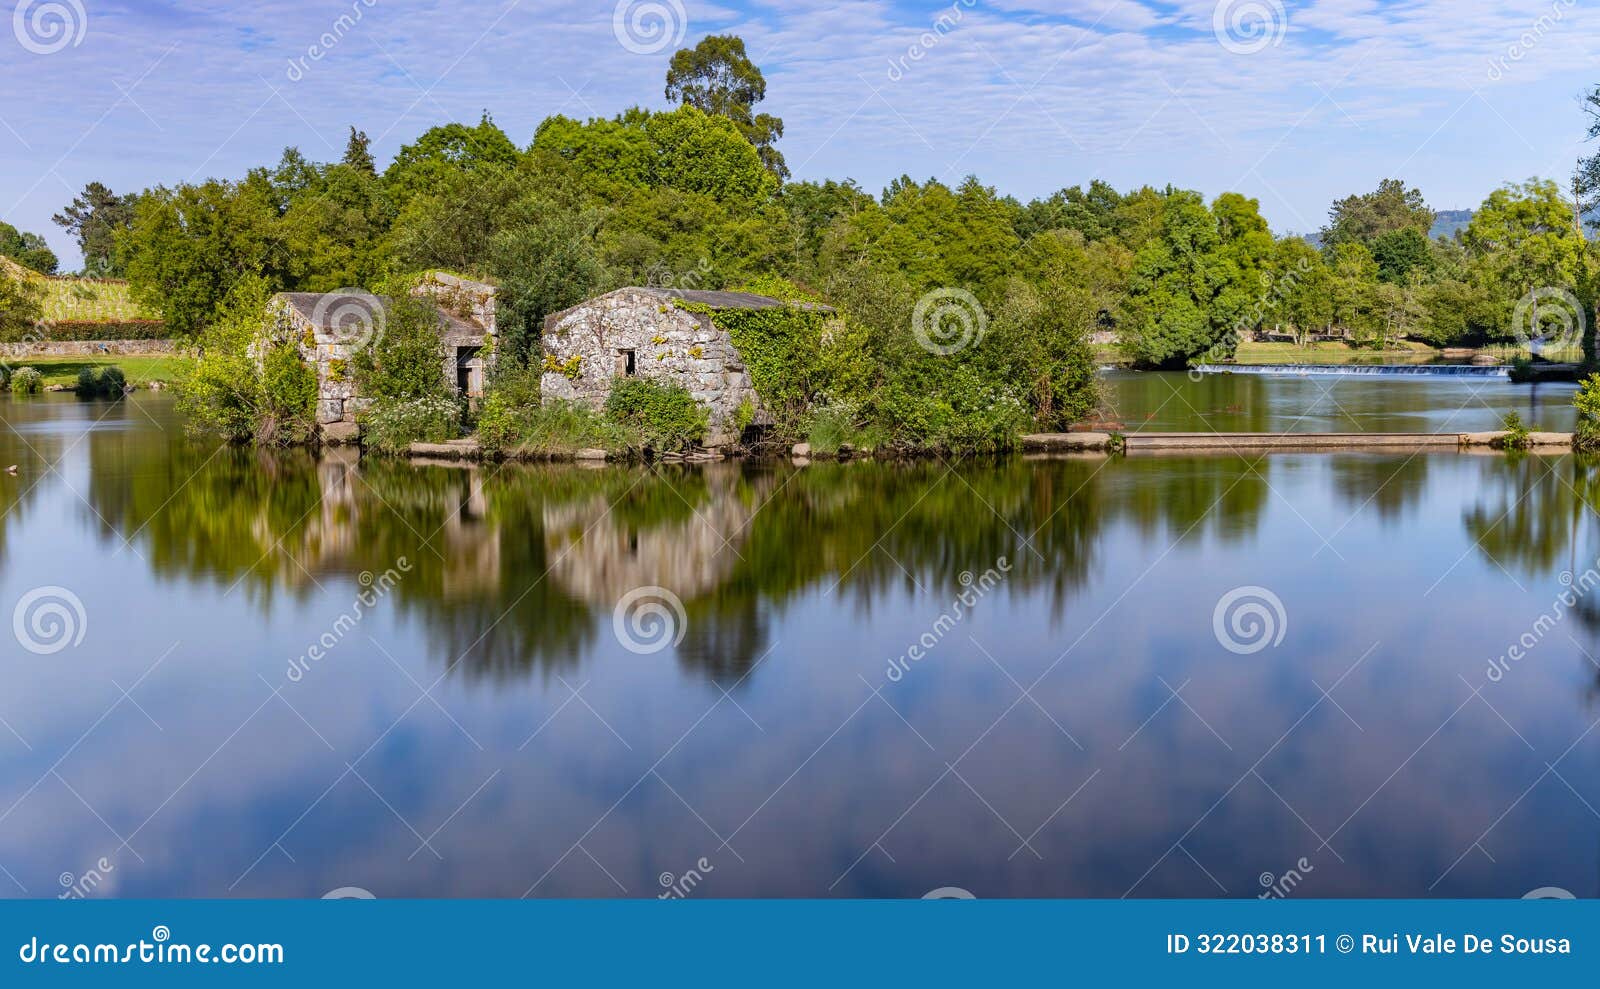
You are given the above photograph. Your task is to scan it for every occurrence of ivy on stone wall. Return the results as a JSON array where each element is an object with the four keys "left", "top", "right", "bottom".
[{"left": 672, "top": 297, "right": 832, "bottom": 429}]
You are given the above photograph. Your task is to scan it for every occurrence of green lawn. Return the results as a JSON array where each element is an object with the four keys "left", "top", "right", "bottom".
[{"left": 9, "top": 355, "right": 186, "bottom": 389}]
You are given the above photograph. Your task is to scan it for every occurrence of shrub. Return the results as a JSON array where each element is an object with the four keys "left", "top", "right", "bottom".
[
  {"left": 603, "top": 377, "right": 709, "bottom": 451},
  {"left": 10, "top": 367, "right": 42, "bottom": 395},
  {"left": 361, "top": 394, "right": 463, "bottom": 454},
  {"left": 476, "top": 364, "right": 632, "bottom": 455},
  {"left": 1574, "top": 373, "right": 1600, "bottom": 450},
  {"left": 179, "top": 277, "right": 319, "bottom": 445},
  {"left": 41, "top": 320, "right": 167, "bottom": 341},
  {"left": 75, "top": 365, "right": 127, "bottom": 398},
  {"left": 1498, "top": 410, "right": 1534, "bottom": 450},
  {"left": 351, "top": 294, "right": 449, "bottom": 401},
  {"left": 0, "top": 364, "right": 10, "bottom": 390}
]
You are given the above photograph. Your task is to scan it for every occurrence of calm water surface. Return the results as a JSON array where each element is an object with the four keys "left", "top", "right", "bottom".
[{"left": 3, "top": 391, "right": 1600, "bottom": 898}]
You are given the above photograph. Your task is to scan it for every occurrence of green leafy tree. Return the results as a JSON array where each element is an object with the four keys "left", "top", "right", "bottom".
[
  {"left": 0, "top": 259, "right": 43, "bottom": 340},
  {"left": 1320, "top": 178, "right": 1434, "bottom": 249},
  {"left": 342, "top": 127, "right": 377, "bottom": 175},
  {"left": 1464, "top": 179, "right": 1588, "bottom": 339},
  {"left": 1371, "top": 227, "right": 1431, "bottom": 284},
  {"left": 532, "top": 106, "right": 776, "bottom": 207},
  {"left": 382, "top": 112, "right": 520, "bottom": 205},
  {"left": 119, "top": 174, "right": 284, "bottom": 335},
  {"left": 665, "top": 34, "right": 787, "bottom": 179},
  {"left": 52, "top": 182, "right": 135, "bottom": 276},
  {"left": 178, "top": 276, "right": 318, "bottom": 445},
  {"left": 1017, "top": 180, "right": 1124, "bottom": 242},
  {"left": 0, "top": 221, "right": 58, "bottom": 275},
  {"left": 351, "top": 293, "right": 452, "bottom": 401}
]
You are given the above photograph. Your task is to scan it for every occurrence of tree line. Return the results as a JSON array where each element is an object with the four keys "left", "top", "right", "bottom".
[{"left": 5, "top": 36, "right": 1600, "bottom": 447}]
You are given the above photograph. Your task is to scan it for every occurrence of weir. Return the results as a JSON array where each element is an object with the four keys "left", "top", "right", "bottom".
[{"left": 1193, "top": 363, "right": 1509, "bottom": 378}]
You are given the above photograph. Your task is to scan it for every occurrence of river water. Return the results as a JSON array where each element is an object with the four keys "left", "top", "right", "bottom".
[{"left": 1, "top": 384, "right": 1598, "bottom": 898}]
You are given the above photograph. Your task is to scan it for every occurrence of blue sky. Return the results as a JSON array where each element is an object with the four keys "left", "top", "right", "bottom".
[{"left": 2, "top": 0, "right": 1596, "bottom": 268}]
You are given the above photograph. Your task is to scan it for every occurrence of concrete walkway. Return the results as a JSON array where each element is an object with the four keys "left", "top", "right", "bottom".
[{"left": 1021, "top": 431, "right": 1575, "bottom": 453}]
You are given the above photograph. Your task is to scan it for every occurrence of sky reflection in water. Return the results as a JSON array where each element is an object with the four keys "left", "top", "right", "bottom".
[{"left": 1, "top": 386, "right": 1599, "bottom": 899}]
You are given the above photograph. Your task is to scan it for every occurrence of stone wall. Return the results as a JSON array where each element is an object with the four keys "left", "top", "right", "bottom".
[
  {"left": 269, "top": 298, "right": 372, "bottom": 425},
  {"left": 1, "top": 340, "right": 178, "bottom": 357},
  {"left": 540, "top": 289, "right": 762, "bottom": 435},
  {"left": 414, "top": 271, "right": 497, "bottom": 335}
]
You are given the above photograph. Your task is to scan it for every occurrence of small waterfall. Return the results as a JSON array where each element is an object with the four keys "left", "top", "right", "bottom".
[{"left": 1193, "top": 363, "right": 1509, "bottom": 378}]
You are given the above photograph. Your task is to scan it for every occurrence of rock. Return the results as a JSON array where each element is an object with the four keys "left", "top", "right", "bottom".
[
  {"left": 408, "top": 440, "right": 481, "bottom": 460},
  {"left": 322, "top": 420, "right": 360, "bottom": 445},
  {"left": 316, "top": 399, "right": 344, "bottom": 424},
  {"left": 574, "top": 448, "right": 609, "bottom": 461},
  {"left": 792, "top": 443, "right": 812, "bottom": 457},
  {"left": 704, "top": 433, "right": 737, "bottom": 449}
]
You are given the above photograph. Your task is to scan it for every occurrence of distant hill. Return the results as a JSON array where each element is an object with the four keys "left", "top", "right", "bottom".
[
  {"left": 1430, "top": 209, "right": 1472, "bottom": 241},
  {"left": 1297, "top": 209, "right": 1472, "bottom": 249}
]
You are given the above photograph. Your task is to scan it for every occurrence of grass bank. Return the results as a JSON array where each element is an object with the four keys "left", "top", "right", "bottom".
[{"left": 9, "top": 356, "right": 185, "bottom": 389}]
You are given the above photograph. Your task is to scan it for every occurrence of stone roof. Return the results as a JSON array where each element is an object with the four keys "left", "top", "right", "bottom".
[
  {"left": 274, "top": 291, "right": 486, "bottom": 337},
  {"left": 637, "top": 287, "right": 834, "bottom": 313}
]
